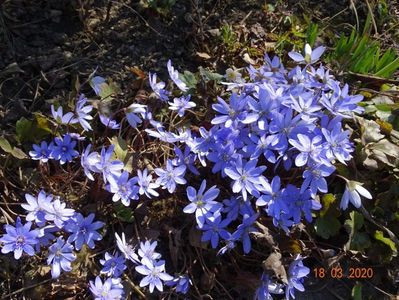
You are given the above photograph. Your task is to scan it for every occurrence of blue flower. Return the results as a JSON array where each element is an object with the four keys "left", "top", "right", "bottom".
[
  {"left": 254, "top": 273, "right": 284, "bottom": 300},
  {"left": 155, "top": 159, "right": 187, "bottom": 193},
  {"left": 89, "top": 276, "right": 124, "bottom": 300},
  {"left": 96, "top": 145, "right": 124, "bottom": 183},
  {"left": 200, "top": 213, "right": 231, "bottom": 248},
  {"left": 137, "top": 168, "right": 159, "bottom": 198},
  {"left": 106, "top": 171, "right": 139, "bottom": 206},
  {"left": 285, "top": 256, "right": 310, "bottom": 300},
  {"left": 21, "top": 190, "right": 53, "bottom": 227},
  {"left": 301, "top": 161, "right": 335, "bottom": 197},
  {"left": 321, "top": 122, "right": 353, "bottom": 164},
  {"left": 183, "top": 180, "right": 222, "bottom": 228},
  {"left": 29, "top": 141, "right": 53, "bottom": 162},
  {"left": 75, "top": 94, "right": 93, "bottom": 131},
  {"left": 289, "top": 134, "right": 323, "bottom": 167},
  {"left": 167, "top": 59, "right": 188, "bottom": 92},
  {"left": 36, "top": 224, "right": 58, "bottom": 252},
  {"left": 65, "top": 213, "right": 104, "bottom": 250},
  {"left": 172, "top": 146, "right": 199, "bottom": 175},
  {"left": 224, "top": 157, "right": 266, "bottom": 201},
  {"left": 135, "top": 260, "right": 174, "bottom": 293},
  {"left": 100, "top": 252, "right": 127, "bottom": 277},
  {"left": 0, "top": 217, "right": 38, "bottom": 259},
  {"left": 211, "top": 94, "right": 257, "bottom": 127},
  {"left": 168, "top": 95, "right": 196, "bottom": 117},
  {"left": 166, "top": 275, "right": 192, "bottom": 294},
  {"left": 47, "top": 237, "right": 76, "bottom": 278},
  {"left": 256, "top": 176, "right": 283, "bottom": 207},
  {"left": 99, "top": 114, "right": 120, "bottom": 129},
  {"left": 231, "top": 213, "right": 259, "bottom": 254},
  {"left": 51, "top": 134, "right": 79, "bottom": 165},
  {"left": 340, "top": 180, "right": 372, "bottom": 210},
  {"left": 137, "top": 240, "right": 161, "bottom": 266}
]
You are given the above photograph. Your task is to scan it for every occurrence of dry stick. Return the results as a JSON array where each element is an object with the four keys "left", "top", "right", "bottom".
[
  {"left": 0, "top": 278, "right": 52, "bottom": 300},
  {"left": 349, "top": 0, "right": 360, "bottom": 33},
  {"left": 365, "top": 0, "right": 378, "bottom": 35},
  {"left": 113, "top": 1, "right": 164, "bottom": 37},
  {"left": 123, "top": 274, "right": 146, "bottom": 299}
]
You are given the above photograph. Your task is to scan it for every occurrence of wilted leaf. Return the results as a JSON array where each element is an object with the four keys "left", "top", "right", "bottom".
[
  {"left": 314, "top": 215, "right": 341, "bottom": 239},
  {"left": 0, "top": 136, "right": 27, "bottom": 159},
  {"left": 0, "top": 136, "right": 13, "bottom": 153},
  {"left": 263, "top": 252, "right": 288, "bottom": 284},
  {"left": 10, "top": 147, "right": 27, "bottom": 159},
  {"left": 196, "top": 52, "right": 211, "bottom": 59},
  {"left": 359, "top": 118, "right": 384, "bottom": 144}
]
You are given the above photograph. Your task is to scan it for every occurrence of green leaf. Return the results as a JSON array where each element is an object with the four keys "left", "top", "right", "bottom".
[
  {"left": 34, "top": 113, "right": 53, "bottom": 134},
  {"left": 108, "top": 136, "right": 133, "bottom": 172},
  {"left": 180, "top": 70, "right": 198, "bottom": 90},
  {"left": 320, "top": 193, "right": 337, "bottom": 217},
  {"left": 375, "top": 57, "right": 399, "bottom": 78},
  {"left": 199, "top": 67, "right": 224, "bottom": 82},
  {"left": 344, "top": 211, "right": 371, "bottom": 251},
  {"left": 374, "top": 230, "right": 398, "bottom": 256},
  {"left": 351, "top": 283, "right": 362, "bottom": 300},
  {"left": 16, "top": 117, "right": 33, "bottom": 143},
  {"left": 306, "top": 23, "right": 318, "bottom": 47},
  {"left": 16, "top": 116, "right": 51, "bottom": 143},
  {"left": 113, "top": 203, "right": 134, "bottom": 223},
  {"left": 314, "top": 215, "right": 341, "bottom": 239}
]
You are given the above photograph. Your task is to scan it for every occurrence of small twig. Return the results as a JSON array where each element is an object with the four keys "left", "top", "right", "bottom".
[
  {"left": 349, "top": 0, "right": 360, "bottom": 33},
  {"left": 123, "top": 274, "right": 146, "bottom": 299},
  {"left": 0, "top": 278, "right": 52, "bottom": 299}
]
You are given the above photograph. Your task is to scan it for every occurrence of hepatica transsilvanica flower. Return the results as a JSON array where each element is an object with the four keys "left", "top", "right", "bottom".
[{"left": 7, "top": 44, "right": 373, "bottom": 298}]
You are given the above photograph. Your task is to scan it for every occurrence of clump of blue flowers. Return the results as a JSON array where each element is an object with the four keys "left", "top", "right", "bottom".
[{"left": 0, "top": 43, "right": 373, "bottom": 299}]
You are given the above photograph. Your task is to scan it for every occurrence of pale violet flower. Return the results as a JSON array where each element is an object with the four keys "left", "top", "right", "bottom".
[
  {"left": 288, "top": 43, "right": 326, "bottom": 64},
  {"left": 167, "top": 59, "right": 188, "bottom": 92},
  {"left": 115, "top": 232, "right": 139, "bottom": 263},
  {"left": 51, "top": 105, "right": 78, "bottom": 125},
  {"left": 340, "top": 180, "right": 372, "bottom": 210},
  {"left": 89, "top": 276, "right": 124, "bottom": 300},
  {"left": 149, "top": 72, "right": 170, "bottom": 102},
  {"left": 125, "top": 104, "right": 147, "bottom": 128},
  {"left": 168, "top": 95, "right": 196, "bottom": 117},
  {"left": 135, "top": 260, "right": 174, "bottom": 293},
  {"left": 75, "top": 94, "right": 93, "bottom": 131}
]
